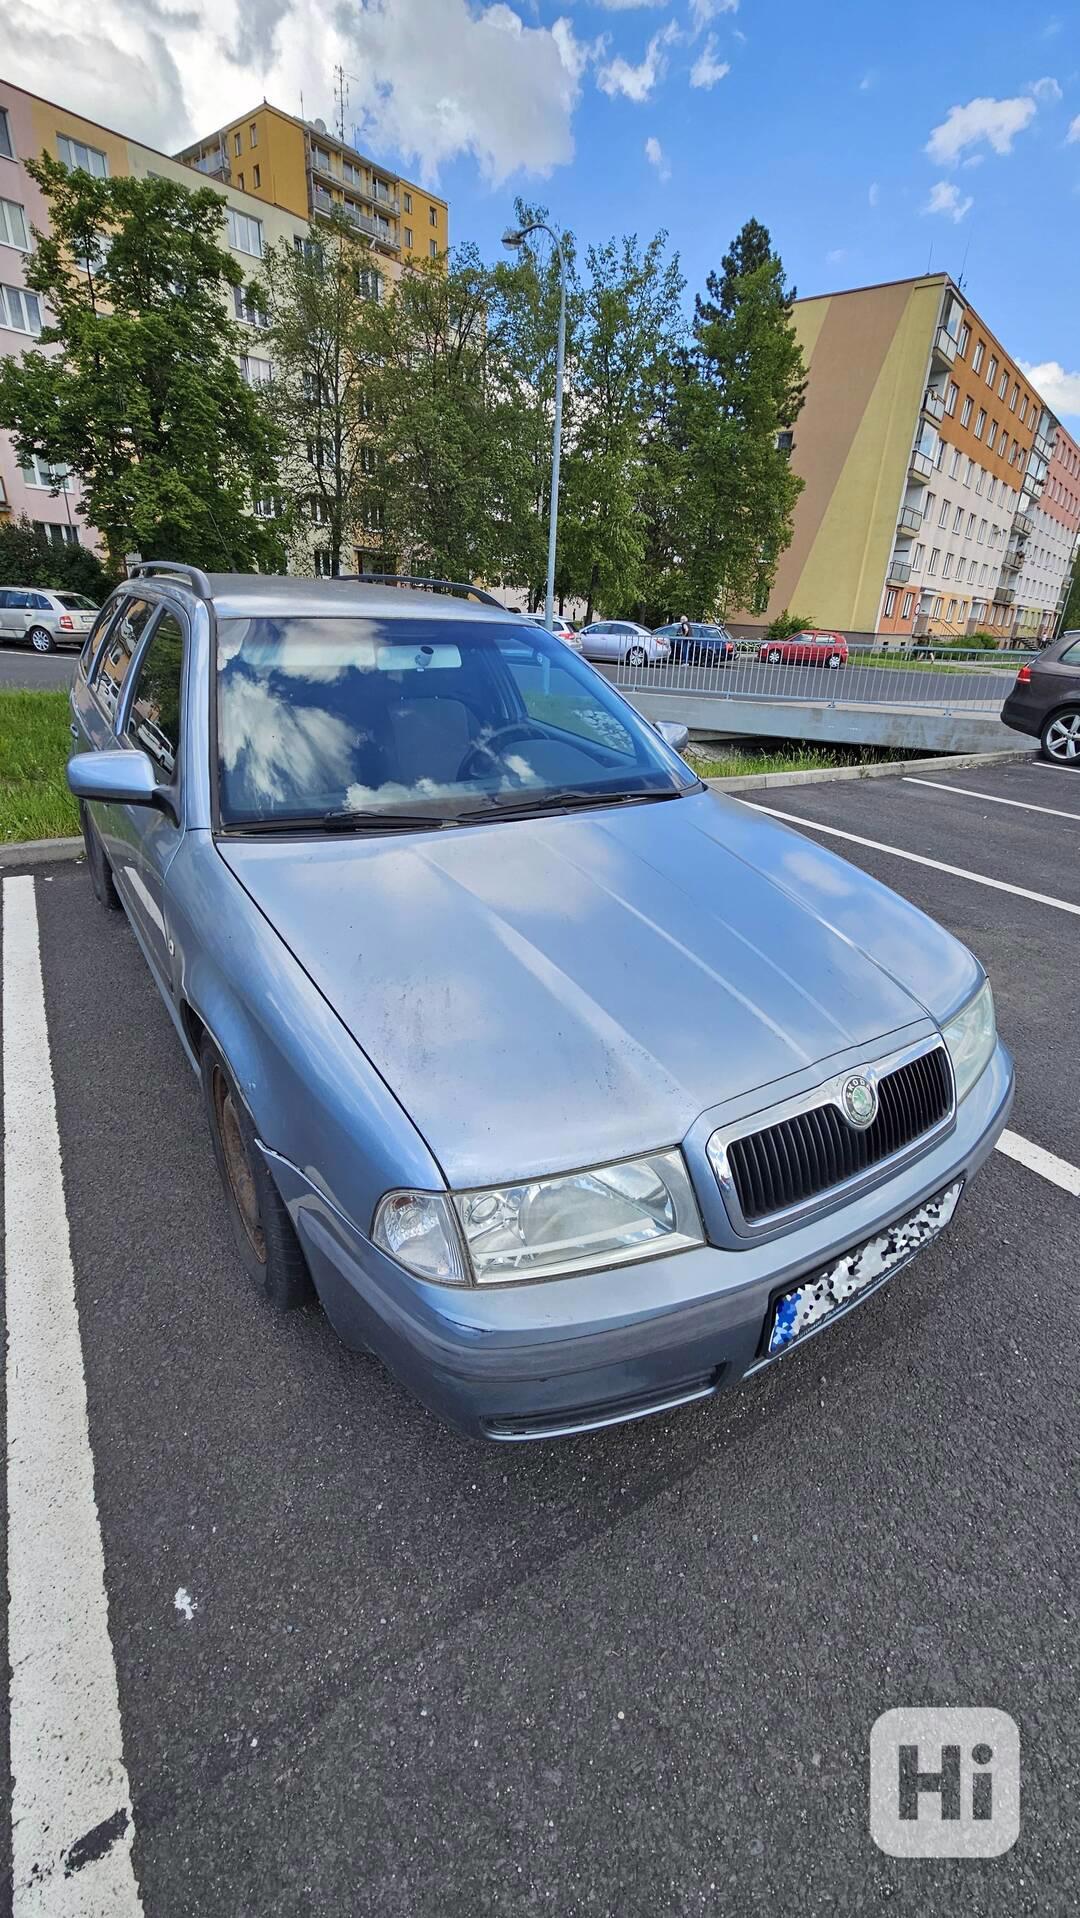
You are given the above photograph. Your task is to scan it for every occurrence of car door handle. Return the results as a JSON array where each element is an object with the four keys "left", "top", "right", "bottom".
[{"left": 70, "top": 722, "right": 79, "bottom": 737}]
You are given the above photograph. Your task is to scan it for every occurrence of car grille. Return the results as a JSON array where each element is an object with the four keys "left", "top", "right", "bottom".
[{"left": 725, "top": 1047, "right": 953, "bottom": 1224}]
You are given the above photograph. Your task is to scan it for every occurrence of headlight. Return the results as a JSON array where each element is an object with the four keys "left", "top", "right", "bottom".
[
  {"left": 943, "top": 978, "right": 996, "bottom": 1102},
  {"left": 373, "top": 1149, "right": 704, "bottom": 1287}
]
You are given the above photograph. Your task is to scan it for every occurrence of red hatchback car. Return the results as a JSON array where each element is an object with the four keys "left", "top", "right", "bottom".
[{"left": 758, "top": 629, "right": 848, "bottom": 669}]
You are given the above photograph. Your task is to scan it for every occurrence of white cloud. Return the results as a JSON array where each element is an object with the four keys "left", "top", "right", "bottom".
[
  {"left": 1028, "top": 75, "right": 1062, "bottom": 103},
  {"left": 597, "top": 19, "right": 679, "bottom": 103},
  {"left": 1067, "top": 114, "right": 1080, "bottom": 143},
  {"left": 924, "top": 180, "right": 974, "bottom": 222},
  {"left": 592, "top": 0, "right": 669, "bottom": 8},
  {"left": 825, "top": 248, "right": 847, "bottom": 264},
  {"left": 2, "top": 0, "right": 595, "bottom": 186},
  {"left": 644, "top": 134, "right": 670, "bottom": 180},
  {"left": 1018, "top": 360, "right": 1080, "bottom": 419},
  {"left": 925, "top": 84, "right": 1057, "bottom": 163},
  {"left": 690, "top": 34, "right": 729, "bottom": 88},
  {"left": 690, "top": 0, "right": 737, "bottom": 28},
  {"left": 859, "top": 70, "right": 877, "bottom": 92},
  {"left": 868, "top": 180, "right": 879, "bottom": 207}
]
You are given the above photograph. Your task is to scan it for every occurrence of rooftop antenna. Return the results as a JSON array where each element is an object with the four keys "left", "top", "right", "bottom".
[
  {"left": 925, "top": 239, "right": 934, "bottom": 276},
  {"left": 334, "top": 64, "right": 346, "bottom": 143},
  {"left": 957, "top": 229, "right": 972, "bottom": 293}
]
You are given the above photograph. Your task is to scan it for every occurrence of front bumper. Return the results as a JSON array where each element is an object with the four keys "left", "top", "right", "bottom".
[{"left": 275, "top": 1041, "right": 1013, "bottom": 1441}]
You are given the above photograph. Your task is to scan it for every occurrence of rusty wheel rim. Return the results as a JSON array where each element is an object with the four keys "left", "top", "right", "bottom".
[{"left": 212, "top": 1066, "right": 266, "bottom": 1263}]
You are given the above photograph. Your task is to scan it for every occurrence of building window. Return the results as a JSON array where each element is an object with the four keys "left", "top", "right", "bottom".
[
  {"left": 403, "top": 190, "right": 412, "bottom": 213},
  {"left": 942, "top": 553, "right": 954, "bottom": 580},
  {"left": 312, "top": 145, "right": 331, "bottom": 171},
  {"left": 310, "top": 497, "right": 329, "bottom": 524},
  {"left": 57, "top": 134, "right": 109, "bottom": 177},
  {"left": 987, "top": 420, "right": 997, "bottom": 451},
  {"left": 957, "top": 322, "right": 970, "bottom": 358},
  {"left": 977, "top": 519, "right": 987, "bottom": 544},
  {"left": 950, "top": 447, "right": 962, "bottom": 477},
  {"left": 967, "top": 511, "right": 976, "bottom": 536},
  {"left": 912, "top": 543, "right": 925, "bottom": 571},
  {"left": 250, "top": 123, "right": 258, "bottom": 148},
  {"left": 233, "top": 285, "right": 269, "bottom": 327},
  {"left": 985, "top": 354, "right": 997, "bottom": 388},
  {"left": 955, "top": 559, "right": 966, "bottom": 583},
  {"left": 923, "top": 491, "right": 935, "bottom": 521},
  {"left": 313, "top": 550, "right": 333, "bottom": 577},
  {"left": 227, "top": 207, "right": 263, "bottom": 257},
  {"left": 0, "top": 197, "right": 28, "bottom": 251},
  {"left": 252, "top": 496, "right": 281, "bottom": 519},
  {"left": 429, "top": 205, "right": 438, "bottom": 226},
  {"left": 928, "top": 547, "right": 941, "bottom": 576},
  {"left": 237, "top": 172, "right": 245, "bottom": 191},
  {"left": 932, "top": 597, "right": 943, "bottom": 619},
  {"left": 343, "top": 160, "right": 363, "bottom": 186},
  {"left": 998, "top": 370, "right": 1008, "bottom": 400},
  {"left": 0, "top": 283, "right": 42, "bottom": 334},
  {"left": 961, "top": 395, "right": 973, "bottom": 427},
  {"left": 1019, "top": 396, "right": 1028, "bottom": 424},
  {"left": 979, "top": 563, "right": 988, "bottom": 586},
  {"left": 884, "top": 588, "right": 897, "bottom": 618},
  {"left": 1009, "top": 383, "right": 1019, "bottom": 412},
  {"left": 0, "top": 108, "right": 14, "bottom": 161},
  {"left": 987, "top": 477, "right": 997, "bottom": 503},
  {"left": 953, "top": 505, "right": 964, "bottom": 533},
  {"left": 21, "top": 454, "right": 72, "bottom": 490},
  {"left": 972, "top": 340, "right": 985, "bottom": 375},
  {"left": 357, "top": 266, "right": 381, "bottom": 302},
  {"left": 403, "top": 226, "right": 413, "bottom": 248},
  {"left": 974, "top": 408, "right": 986, "bottom": 439},
  {"left": 946, "top": 382, "right": 958, "bottom": 415},
  {"left": 964, "top": 458, "right": 974, "bottom": 487},
  {"left": 938, "top": 498, "right": 949, "bottom": 527},
  {"left": 234, "top": 130, "right": 243, "bottom": 157},
  {"left": 946, "top": 600, "right": 957, "bottom": 624},
  {"left": 975, "top": 469, "right": 985, "bottom": 496},
  {"left": 252, "top": 165, "right": 261, "bottom": 189},
  {"left": 901, "top": 592, "right": 914, "bottom": 619},
  {"left": 429, "top": 238, "right": 437, "bottom": 260},
  {"left": 239, "top": 354, "right": 273, "bottom": 386}
]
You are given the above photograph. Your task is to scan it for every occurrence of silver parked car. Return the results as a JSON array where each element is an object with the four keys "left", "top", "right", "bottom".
[
  {"left": 0, "top": 585, "right": 99, "bottom": 651},
  {"left": 67, "top": 563, "right": 1012, "bottom": 1441},
  {"left": 578, "top": 620, "right": 670, "bottom": 667}
]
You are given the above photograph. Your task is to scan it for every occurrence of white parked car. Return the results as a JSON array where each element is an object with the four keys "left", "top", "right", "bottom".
[{"left": 579, "top": 620, "right": 670, "bottom": 666}]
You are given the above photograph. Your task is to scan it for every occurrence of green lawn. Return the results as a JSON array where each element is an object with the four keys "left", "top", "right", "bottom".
[
  {"left": 0, "top": 690, "right": 81, "bottom": 843},
  {"left": 687, "top": 741, "right": 922, "bottom": 780}
]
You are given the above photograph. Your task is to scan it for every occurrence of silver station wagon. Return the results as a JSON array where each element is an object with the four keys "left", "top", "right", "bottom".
[{"left": 68, "top": 564, "right": 1013, "bottom": 1440}]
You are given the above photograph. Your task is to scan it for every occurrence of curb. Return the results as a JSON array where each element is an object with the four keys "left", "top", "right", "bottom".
[
  {"left": 0, "top": 835, "right": 83, "bottom": 870},
  {"left": 703, "top": 746, "right": 1037, "bottom": 796}
]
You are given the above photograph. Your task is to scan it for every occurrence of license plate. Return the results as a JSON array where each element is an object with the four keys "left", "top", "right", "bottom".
[{"left": 766, "top": 1181, "right": 964, "bottom": 1356}]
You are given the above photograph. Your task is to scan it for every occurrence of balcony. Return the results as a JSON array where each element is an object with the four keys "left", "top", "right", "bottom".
[
  {"left": 887, "top": 556, "right": 912, "bottom": 584},
  {"left": 897, "top": 504, "right": 923, "bottom": 536},
  {"left": 1001, "top": 545, "right": 1025, "bottom": 574},
  {"left": 908, "top": 447, "right": 935, "bottom": 483},
  {"left": 922, "top": 387, "right": 946, "bottom": 423},
  {"left": 993, "top": 584, "right": 1015, "bottom": 606},
  {"left": 1013, "top": 510, "right": 1034, "bottom": 539},
  {"left": 930, "top": 325, "right": 958, "bottom": 367},
  {"left": 1033, "top": 431, "right": 1053, "bottom": 463}
]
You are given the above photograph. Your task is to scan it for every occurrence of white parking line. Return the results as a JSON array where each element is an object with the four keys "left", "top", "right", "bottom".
[
  {"left": 904, "top": 777, "right": 1080, "bottom": 823},
  {"left": 3, "top": 876, "right": 143, "bottom": 1916},
  {"left": 748, "top": 803, "right": 1080, "bottom": 918},
  {"left": 996, "top": 1130, "right": 1080, "bottom": 1198}
]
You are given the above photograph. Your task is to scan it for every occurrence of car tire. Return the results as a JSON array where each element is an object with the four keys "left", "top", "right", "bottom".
[
  {"left": 1040, "top": 707, "right": 1080, "bottom": 766},
  {"left": 827, "top": 653, "right": 844, "bottom": 669},
  {"left": 79, "top": 802, "right": 122, "bottom": 911},
  {"left": 767, "top": 647, "right": 783, "bottom": 664},
  {"left": 199, "top": 1034, "right": 314, "bottom": 1311},
  {"left": 626, "top": 645, "right": 647, "bottom": 667},
  {"left": 28, "top": 625, "right": 56, "bottom": 653}
]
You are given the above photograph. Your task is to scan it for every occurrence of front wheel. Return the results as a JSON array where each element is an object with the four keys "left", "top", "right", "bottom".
[
  {"left": 200, "top": 1035, "right": 314, "bottom": 1310},
  {"left": 28, "top": 625, "right": 55, "bottom": 653},
  {"left": 79, "top": 803, "right": 122, "bottom": 910},
  {"left": 827, "top": 653, "right": 844, "bottom": 669},
  {"left": 767, "top": 647, "right": 783, "bottom": 664},
  {"left": 1041, "top": 707, "right": 1080, "bottom": 765},
  {"left": 625, "top": 644, "right": 647, "bottom": 667}
]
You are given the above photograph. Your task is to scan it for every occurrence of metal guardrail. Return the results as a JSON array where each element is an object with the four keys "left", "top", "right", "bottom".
[{"left": 605, "top": 642, "right": 1032, "bottom": 716}]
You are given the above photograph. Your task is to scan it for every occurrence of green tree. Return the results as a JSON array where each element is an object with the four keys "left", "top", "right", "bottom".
[
  {"left": 257, "top": 214, "right": 384, "bottom": 576},
  {"left": 674, "top": 217, "right": 806, "bottom": 618},
  {"left": 0, "top": 155, "right": 284, "bottom": 572},
  {"left": 1059, "top": 564, "right": 1080, "bottom": 636},
  {"left": 0, "top": 513, "right": 113, "bottom": 598}
]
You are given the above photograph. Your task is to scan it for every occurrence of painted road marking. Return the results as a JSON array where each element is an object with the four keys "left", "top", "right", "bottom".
[
  {"left": 996, "top": 1130, "right": 1080, "bottom": 1198},
  {"left": 3, "top": 875, "right": 143, "bottom": 1917},
  {"left": 748, "top": 803, "right": 1080, "bottom": 918},
  {"left": 904, "top": 777, "right": 1080, "bottom": 823}
]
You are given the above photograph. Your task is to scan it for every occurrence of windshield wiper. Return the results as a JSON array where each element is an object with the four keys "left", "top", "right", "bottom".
[
  {"left": 457, "top": 787, "right": 688, "bottom": 824},
  {"left": 221, "top": 810, "right": 450, "bottom": 836}
]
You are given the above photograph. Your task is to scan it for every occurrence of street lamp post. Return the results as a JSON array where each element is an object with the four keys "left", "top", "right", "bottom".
[{"left": 503, "top": 220, "right": 567, "bottom": 632}]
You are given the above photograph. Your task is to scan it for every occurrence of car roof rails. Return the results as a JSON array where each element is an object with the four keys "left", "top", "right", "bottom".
[
  {"left": 128, "top": 560, "right": 212, "bottom": 600},
  {"left": 345, "top": 572, "right": 506, "bottom": 609}
]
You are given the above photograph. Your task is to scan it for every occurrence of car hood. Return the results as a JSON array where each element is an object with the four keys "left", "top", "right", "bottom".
[{"left": 218, "top": 789, "right": 978, "bottom": 1187}]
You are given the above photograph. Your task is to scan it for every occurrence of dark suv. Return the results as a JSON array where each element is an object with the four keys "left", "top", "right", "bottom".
[{"left": 1001, "top": 631, "right": 1080, "bottom": 765}]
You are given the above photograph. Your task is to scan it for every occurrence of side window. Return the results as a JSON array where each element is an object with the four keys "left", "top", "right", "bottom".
[
  {"left": 80, "top": 597, "right": 121, "bottom": 674},
  {"left": 124, "top": 612, "right": 184, "bottom": 780},
  {"left": 90, "top": 596, "right": 156, "bottom": 723},
  {"left": 1061, "top": 641, "right": 1080, "bottom": 666},
  {"left": 31, "top": 592, "right": 51, "bottom": 610},
  {"left": 516, "top": 648, "right": 635, "bottom": 758}
]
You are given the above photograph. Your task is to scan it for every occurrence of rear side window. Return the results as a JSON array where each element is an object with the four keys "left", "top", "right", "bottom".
[
  {"left": 90, "top": 597, "right": 157, "bottom": 722},
  {"left": 30, "top": 593, "right": 51, "bottom": 610},
  {"left": 80, "top": 597, "right": 122, "bottom": 674},
  {"left": 124, "top": 612, "right": 184, "bottom": 779},
  {"left": 1061, "top": 641, "right": 1080, "bottom": 666}
]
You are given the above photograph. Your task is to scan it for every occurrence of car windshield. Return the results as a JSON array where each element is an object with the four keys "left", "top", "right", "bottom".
[
  {"left": 56, "top": 593, "right": 97, "bottom": 611},
  {"left": 216, "top": 614, "right": 697, "bottom": 828}
]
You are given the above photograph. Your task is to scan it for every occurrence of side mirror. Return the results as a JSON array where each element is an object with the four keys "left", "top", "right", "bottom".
[
  {"left": 67, "top": 749, "right": 175, "bottom": 816},
  {"left": 654, "top": 720, "right": 690, "bottom": 754}
]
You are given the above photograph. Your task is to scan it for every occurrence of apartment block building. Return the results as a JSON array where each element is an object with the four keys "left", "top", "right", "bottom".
[
  {"left": 0, "top": 77, "right": 314, "bottom": 553},
  {"left": 766, "top": 274, "right": 1079, "bottom": 643},
  {"left": 176, "top": 104, "right": 448, "bottom": 285}
]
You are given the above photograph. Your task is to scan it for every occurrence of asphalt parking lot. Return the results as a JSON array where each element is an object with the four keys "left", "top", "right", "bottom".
[
  {"left": 2, "top": 758, "right": 1078, "bottom": 1915},
  {"left": 0, "top": 644, "right": 76, "bottom": 689}
]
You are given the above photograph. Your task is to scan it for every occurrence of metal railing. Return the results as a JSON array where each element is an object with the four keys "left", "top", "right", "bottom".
[
  {"left": 603, "top": 639, "right": 1033, "bottom": 716},
  {"left": 897, "top": 504, "right": 923, "bottom": 536}
]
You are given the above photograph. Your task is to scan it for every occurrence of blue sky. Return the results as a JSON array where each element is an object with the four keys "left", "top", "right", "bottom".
[{"left": 8, "top": 0, "right": 1080, "bottom": 416}]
